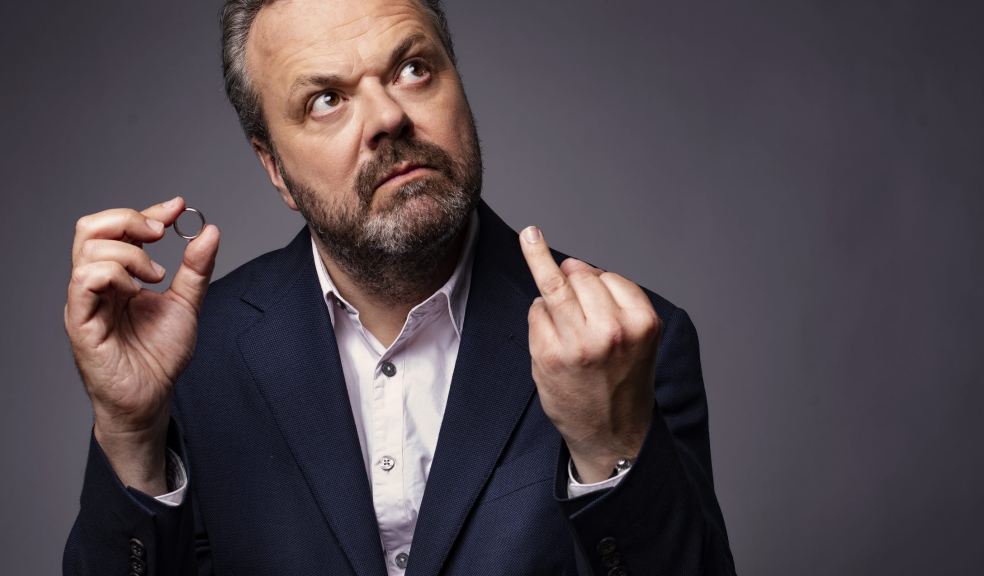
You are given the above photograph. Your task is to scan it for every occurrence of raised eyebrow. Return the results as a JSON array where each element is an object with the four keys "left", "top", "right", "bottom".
[
  {"left": 286, "top": 33, "right": 434, "bottom": 103},
  {"left": 386, "top": 33, "right": 430, "bottom": 71},
  {"left": 288, "top": 73, "right": 347, "bottom": 103}
]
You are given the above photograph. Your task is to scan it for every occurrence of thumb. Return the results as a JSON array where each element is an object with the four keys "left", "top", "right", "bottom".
[{"left": 166, "top": 224, "right": 220, "bottom": 313}]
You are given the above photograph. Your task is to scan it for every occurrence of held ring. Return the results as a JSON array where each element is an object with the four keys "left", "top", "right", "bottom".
[{"left": 173, "top": 207, "right": 206, "bottom": 240}]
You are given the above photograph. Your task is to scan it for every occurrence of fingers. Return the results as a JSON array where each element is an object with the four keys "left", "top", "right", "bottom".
[
  {"left": 165, "top": 224, "right": 220, "bottom": 314},
  {"left": 519, "top": 226, "right": 582, "bottom": 319},
  {"left": 519, "top": 226, "right": 568, "bottom": 303},
  {"left": 71, "top": 197, "right": 185, "bottom": 265},
  {"left": 598, "top": 272, "right": 655, "bottom": 312},
  {"left": 560, "top": 257, "right": 603, "bottom": 277},
  {"left": 520, "top": 225, "right": 659, "bottom": 344},
  {"left": 67, "top": 196, "right": 204, "bottom": 329},
  {"left": 75, "top": 239, "right": 167, "bottom": 284},
  {"left": 73, "top": 210, "right": 162, "bottom": 265},
  {"left": 599, "top": 272, "right": 662, "bottom": 338},
  {"left": 527, "top": 296, "right": 559, "bottom": 350},
  {"left": 66, "top": 261, "right": 142, "bottom": 328},
  {"left": 565, "top": 261, "right": 620, "bottom": 325},
  {"left": 140, "top": 196, "right": 186, "bottom": 225}
]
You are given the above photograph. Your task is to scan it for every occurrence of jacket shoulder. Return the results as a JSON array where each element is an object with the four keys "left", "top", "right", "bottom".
[{"left": 198, "top": 228, "right": 310, "bottom": 322}]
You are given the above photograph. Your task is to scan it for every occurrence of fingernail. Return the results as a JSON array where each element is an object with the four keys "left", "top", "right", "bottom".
[
  {"left": 147, "top": 219, "right": 164, "bottom": 233},
  {"left": 522, "top": 226, "right": 541, "bottom": 244},
  {"left": 163, "top": 196, "right": 181, "bottom": 209},
  {"left": 151, "top": 261, "right": 166, "bottom": 277}
]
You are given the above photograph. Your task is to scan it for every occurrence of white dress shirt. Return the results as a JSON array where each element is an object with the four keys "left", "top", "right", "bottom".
[
  {"left": 314, "top": 212, "right": 478, "bottom": 572},
  {"left": 153, "top": 210, "right": 627, "bottom": 575}
]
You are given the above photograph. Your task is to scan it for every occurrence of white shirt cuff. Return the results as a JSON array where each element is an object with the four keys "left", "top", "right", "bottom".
[
  {"left": 566, "top": 458, "right": 629, "bottom": 499},
  {"left": 155, "top": 453, "right": 623, "bottom": 503},
  {"left": 153, "top": 448, "right": 188, "bottom": 507}
]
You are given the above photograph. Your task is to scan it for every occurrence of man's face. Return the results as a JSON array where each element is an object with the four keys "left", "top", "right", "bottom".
[{"left": 247, "top": 0, "right": 481, "bottom": 259}]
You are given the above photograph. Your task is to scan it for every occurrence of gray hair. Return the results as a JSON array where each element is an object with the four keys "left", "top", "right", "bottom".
[{"left": 221, "top": 0, "right": 456, "bottom": 150}]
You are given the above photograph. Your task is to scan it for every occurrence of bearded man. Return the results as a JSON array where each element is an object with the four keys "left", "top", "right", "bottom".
[{"left": 63, "top": 1, "right": 736, "bottom": 574}]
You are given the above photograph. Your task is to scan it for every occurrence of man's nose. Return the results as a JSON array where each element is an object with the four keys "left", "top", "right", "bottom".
[{"left": 361, "top": 84, "right": 412, "bottom": 150}]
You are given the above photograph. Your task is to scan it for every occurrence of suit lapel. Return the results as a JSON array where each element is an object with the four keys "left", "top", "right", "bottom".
[
  {"left": 407, "top": 202, "right": 541, "bottom": 576},
  {"left": 231, "top": 202, "right": 542, "bottom": 576},
  {"left": 236, "top": 228, "right": 387, "bottom": 576}
]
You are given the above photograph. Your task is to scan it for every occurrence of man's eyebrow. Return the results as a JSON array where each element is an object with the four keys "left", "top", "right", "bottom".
[
  {"left": 287, "top": 33, "right": 432, "bottom": 102},
  {"left": 386, "top": 33, "right": 429, "bottom": 71},
  {"left": 288, "top": 73, "right": 346, "bottom": 102}
]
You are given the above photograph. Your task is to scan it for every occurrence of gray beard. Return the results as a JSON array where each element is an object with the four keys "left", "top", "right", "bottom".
[{"left": 279, "top": 128, "right": 483, "bottom": 305}]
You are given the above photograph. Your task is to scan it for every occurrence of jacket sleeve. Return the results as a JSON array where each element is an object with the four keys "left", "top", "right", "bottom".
[
  {"left": 554, "top": 306, "right": 737, "bottom": 576},
  {"left": 63, "top": 422, "right": 206, "bottom": 576}
]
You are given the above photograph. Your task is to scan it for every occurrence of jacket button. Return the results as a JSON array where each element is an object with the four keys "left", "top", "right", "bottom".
[
  {"left": 129, "top": 559, "right": 147, "bottom": 575},
  {"left": 129, "top": 538, "right": 146, "bottom": 559},
  {"left": 596, "top": 536, "right": 618, "bottom": 555},
  {"left": 602, "top": 551, "right": 622, "bottom": 568},
  {"left": 394, "top": 551, "right": 410, "bottom": 569}
]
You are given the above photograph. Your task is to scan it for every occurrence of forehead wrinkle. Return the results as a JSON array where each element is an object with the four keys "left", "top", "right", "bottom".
[
  {"left": 254, "top": 0, "right": 426, "bottom": 57},
  {"left": 250, "top": 4, "right": 434, "bottom": 86}
]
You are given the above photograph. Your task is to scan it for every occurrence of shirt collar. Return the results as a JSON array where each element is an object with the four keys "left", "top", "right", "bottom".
[{"left": 311, "top": 209, "right": 479, "bottom": 338}]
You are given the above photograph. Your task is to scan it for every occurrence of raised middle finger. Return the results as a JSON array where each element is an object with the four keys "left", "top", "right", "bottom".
[{"left": 519, "top": 226, "right": 584, "bottom": 326}]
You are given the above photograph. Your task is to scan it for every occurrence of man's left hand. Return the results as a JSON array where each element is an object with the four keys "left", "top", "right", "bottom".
[{"left": 520, "top": 226, "right": 662, "bottom": 484}]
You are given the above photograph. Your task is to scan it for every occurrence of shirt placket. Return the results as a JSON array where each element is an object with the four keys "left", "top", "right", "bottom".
[{"left": 372, "top": 349, "right": 414, "bottom": 571}]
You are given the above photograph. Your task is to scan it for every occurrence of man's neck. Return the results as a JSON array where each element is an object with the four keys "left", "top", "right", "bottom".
[{"left": 312, "top": 227, "right": 467, "bottom": 348}]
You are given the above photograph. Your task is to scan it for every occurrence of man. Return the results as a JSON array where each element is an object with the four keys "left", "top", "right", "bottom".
[{"left": 63, "top": 0, "right": 736, "bottom": 574}]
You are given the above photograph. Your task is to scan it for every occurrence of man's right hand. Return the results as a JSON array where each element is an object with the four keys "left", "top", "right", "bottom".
[{"left": 65, "top": 196, "right": 220, "bottom": 495}]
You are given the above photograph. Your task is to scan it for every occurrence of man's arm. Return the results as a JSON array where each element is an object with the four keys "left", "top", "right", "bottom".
[
  {"left": 62, "top": 198, "right": 219, "bottom": 575},
  {"left": 555, "top": 307, "right": 736, "bottom": 575},
  {"left": 518, "top": 227, "right": 735, "bottom": 575},
  {"left": 63, "top": 423, "right": 203, "bottom": 576}
]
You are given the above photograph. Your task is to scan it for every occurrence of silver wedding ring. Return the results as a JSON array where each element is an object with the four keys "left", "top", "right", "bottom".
[{"left": 173, "top": 207, "right": 206, "bottom": 240}]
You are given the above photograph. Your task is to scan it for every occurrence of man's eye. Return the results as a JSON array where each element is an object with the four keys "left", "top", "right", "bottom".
[
  {"left": 311, "top": 92, "right": 342, "bottom": 115},
  {"left": 398, "top": 61, "right": 430, "bottom": 84}
]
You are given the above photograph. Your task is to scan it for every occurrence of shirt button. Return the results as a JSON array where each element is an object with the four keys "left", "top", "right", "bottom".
[
  {"left": 380, "top": 361, "right": 397, "bottom": 377},
  {"left": 378, "top": 456, "right": 396, "bottom": 471},
  {"left": 395, "top": 551, "right": 410, "bottom": 569}
]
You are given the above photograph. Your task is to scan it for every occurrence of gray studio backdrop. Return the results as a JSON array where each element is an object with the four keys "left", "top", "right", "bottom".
[{"left": 2, "top": 1, "right": 982, "bottom": 574}]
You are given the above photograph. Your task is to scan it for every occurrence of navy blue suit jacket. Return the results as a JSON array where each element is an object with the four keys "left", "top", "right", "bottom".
[{"left": 64, "top": 201, "right": 736, "bottom": 575}]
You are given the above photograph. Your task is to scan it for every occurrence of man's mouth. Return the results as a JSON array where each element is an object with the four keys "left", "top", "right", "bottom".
[{"left": 376, "top": 161, "right": 431, "bottom": 190}]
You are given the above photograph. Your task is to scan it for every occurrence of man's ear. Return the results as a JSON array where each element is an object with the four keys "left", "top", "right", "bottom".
[{"left": 251, "top": 137, "right": 299, "bottom": 211}]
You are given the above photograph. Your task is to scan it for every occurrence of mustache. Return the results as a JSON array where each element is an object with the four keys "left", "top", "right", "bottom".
[{"left": 355, "top": 137, "right": 458, "bottom": 205}]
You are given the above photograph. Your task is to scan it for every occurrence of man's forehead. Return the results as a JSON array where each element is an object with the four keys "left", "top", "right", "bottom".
[{"left": 248, "top": 0, "right": 435, "bottom": 73}]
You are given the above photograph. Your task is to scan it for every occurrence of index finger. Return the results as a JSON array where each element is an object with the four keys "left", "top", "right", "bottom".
[
  {"left": 140, "top": 195, "right": 186, "bottom": 225},
  {"left": 71, "top": 196, "right": 187, "bottom": 266},
  {"left": 519, "top": 226, "right": 578, "bottom": 309}
]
